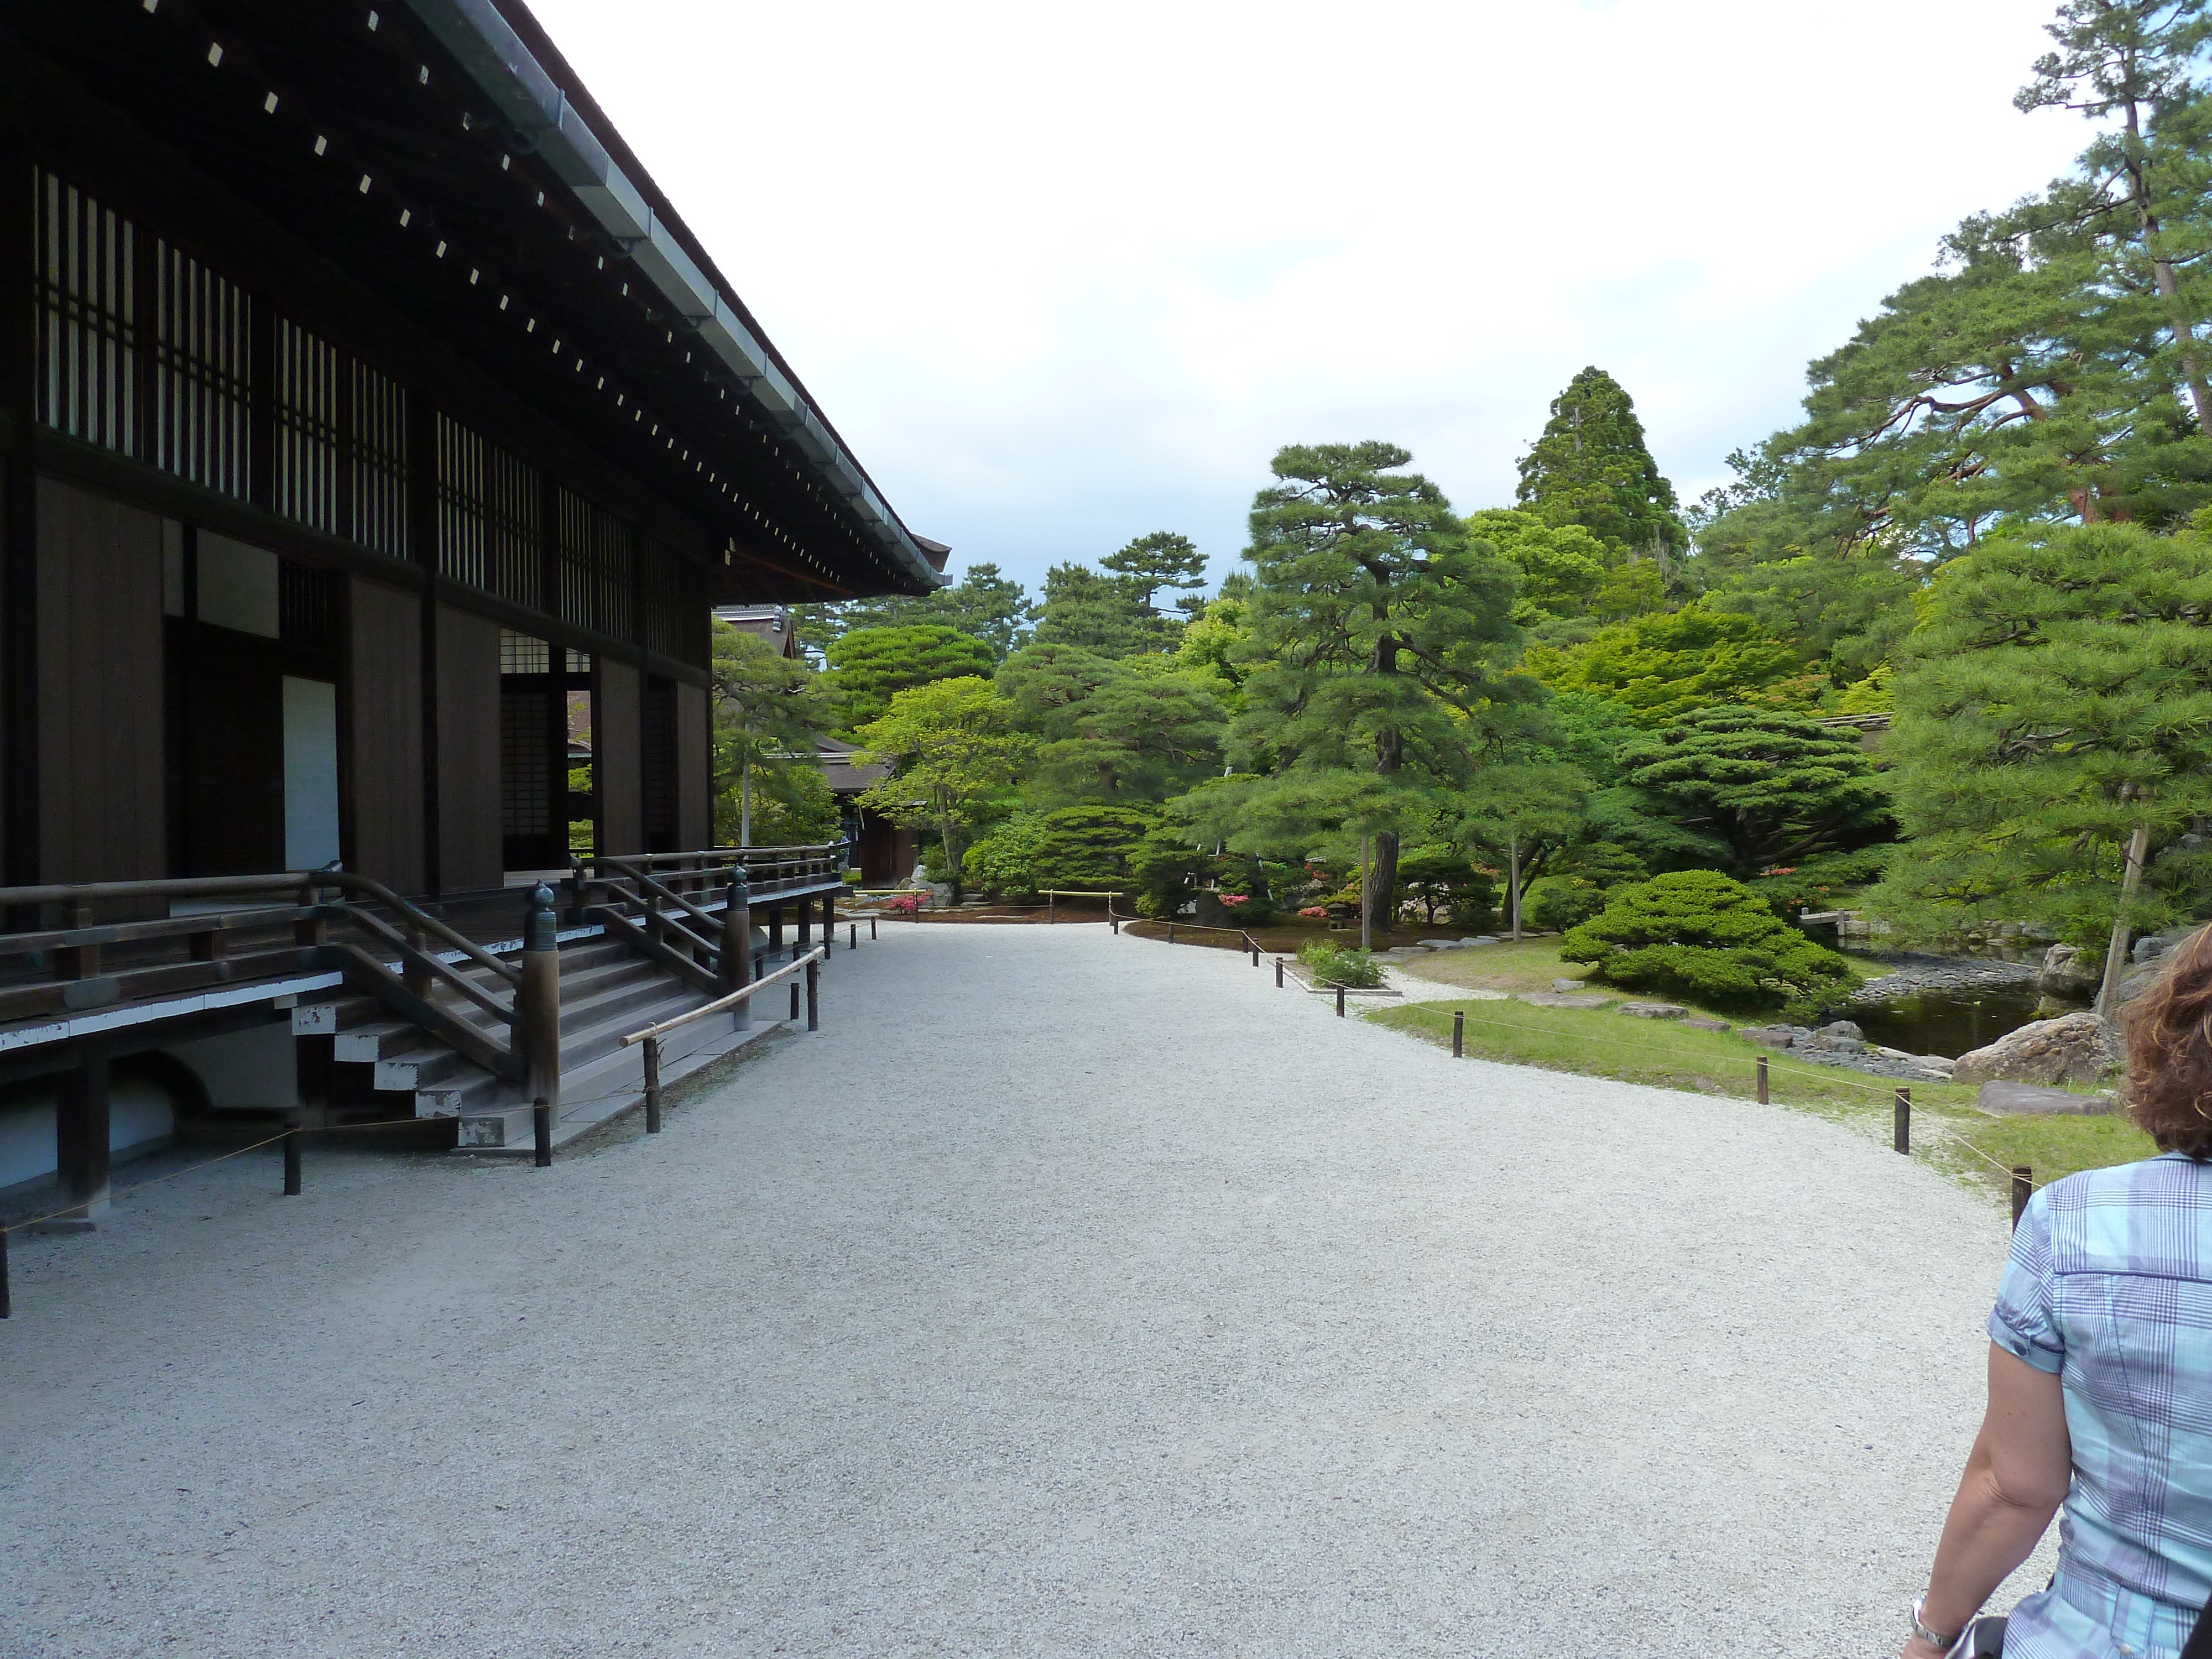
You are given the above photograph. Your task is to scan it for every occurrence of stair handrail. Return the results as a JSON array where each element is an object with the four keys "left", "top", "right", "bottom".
[
  {"left": 336, "top": 906, "right": 519, "bottom": 1028},
  {"left": 327, "top": 872, "right": 524, "bottom": 987},
  {"left": 619, "top": 946, "right": 826, "bottom": 1047},
  {"left": 594, "top": 857, "right": 727, "bottom": 943}
]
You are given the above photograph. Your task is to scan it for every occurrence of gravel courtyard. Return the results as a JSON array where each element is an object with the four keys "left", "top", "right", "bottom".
[{"left": 1, "top": 923, "right": 2046, "bottom": 1657}]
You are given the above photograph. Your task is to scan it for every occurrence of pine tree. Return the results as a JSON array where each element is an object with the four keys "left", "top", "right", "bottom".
[
  {"left": 1099, "top": 531, "right": 1207, "bottom": 614},
  {"left": 1515, "top": 368, "right": 1685, "bottom": 564},
  {"left": 1193, "top": 441, "right": 1526, "bottom": 936}
]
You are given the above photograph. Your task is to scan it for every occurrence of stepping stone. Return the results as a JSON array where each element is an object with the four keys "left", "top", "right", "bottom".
[
  {"left": 1618, "top": 1002, "right": 1687, "bottom": 1019},
  {"left": 1977, "top": 1079, "right": 2112, "bottom": 1115},
  {"left": 1461, "top": 936, "right": 1499, "bottom": 946},
  {"left": 1682, "top": 1017, "right": 1732, "bottom": 1032},
  {"left": 1515, "top": 991, "right": 1611, "bottom": 1009},
  {"left": 1419, "top": 939, "right": 1460, "bottom": 950},
  {"left": 1550, "top": 978, "right": 1587, "bottom": 992}
]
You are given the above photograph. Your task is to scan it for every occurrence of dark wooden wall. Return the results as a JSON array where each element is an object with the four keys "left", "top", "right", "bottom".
[
  {"left": 675, "top": 680, "right": 709, "bottom": 852},
  {"left": 346, "top": 575, "right": 424, "bottom": 891},
  {"left": 36, "top": 477, "right": 164, "bottom": 882},
  {"left": 435, "top": 603, "right": 502, "bottom": 892},
  {"left": 596, "top": 658, "right": 641, "bottom": 857}
]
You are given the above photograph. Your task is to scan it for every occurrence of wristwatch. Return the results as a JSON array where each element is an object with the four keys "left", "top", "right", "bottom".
[{"left": 1912, "top": 1596, "right": 1961, "bottom": 1653}]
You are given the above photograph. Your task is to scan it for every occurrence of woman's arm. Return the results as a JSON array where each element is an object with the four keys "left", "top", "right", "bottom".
[{"left": 1901, "top": 1343, "right": 2072, "bottom": 1658}]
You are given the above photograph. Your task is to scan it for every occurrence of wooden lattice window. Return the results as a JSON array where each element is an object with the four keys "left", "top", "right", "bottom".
[
  {"left": 437, "top": 415, "right": 540, "bottom": 604},
  {"left": 276, "top": 321, "right": 411, "bottom": 557},
  {"left": 557, "top": 488, "right": 634, "bottom": 644},
  {"left": 34, "top": 172, "right": 137, "bottom": 455},
  {"left": 152, "top": 240, "right": 252, "bottom": 497}
]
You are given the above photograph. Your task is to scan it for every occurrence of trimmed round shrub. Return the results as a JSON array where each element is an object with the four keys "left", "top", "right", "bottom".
[
  {"left": 1559, "top": 869, "right": 1855, "bottom": 1018},
  {"left": 1297, "top": 940, "right": 1384, "bottom": 989}
]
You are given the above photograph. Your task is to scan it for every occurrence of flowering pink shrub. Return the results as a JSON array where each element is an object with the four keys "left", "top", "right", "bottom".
[
  {"left": 1297, "top": 905, "right": 1328, "bottom": 919},
  {"left": 1218, "top": 893, "right": 1249, "bottom": 909},
  {"left": 884, "top": 893, "right": 925, "bottom": 917}
]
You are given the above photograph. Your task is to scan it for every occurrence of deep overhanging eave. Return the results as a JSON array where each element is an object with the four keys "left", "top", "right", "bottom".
[{"left": 397, "top": 0, "right": 944, "bottom": 593}]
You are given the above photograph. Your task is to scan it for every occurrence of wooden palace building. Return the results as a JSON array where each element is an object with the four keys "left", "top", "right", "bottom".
[{"left": 0, "top": 0, "right": 943, "bottom": 1214}]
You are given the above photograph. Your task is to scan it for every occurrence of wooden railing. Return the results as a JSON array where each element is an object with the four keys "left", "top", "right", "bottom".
[{"left": 570, "top": 844, "right": 846, "bottom": 995}]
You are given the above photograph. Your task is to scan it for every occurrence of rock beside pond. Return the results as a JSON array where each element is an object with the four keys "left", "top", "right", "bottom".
[
  {"left": 1739, "top": 1026, "right": 1803, "bottom": 1049},
  {"left": 1618, "top": 1002, "right": 1687, "bottom": 1019},
  {"left": 1516, "top": 991, "right": 1611, "bottom": 1010},
  {"left": 1818, "top": 1019, "right": 1863, "bottom": 1041},
  {"left": 1977, "top": 1079, "right": 2114, "bottom": 1115},
  {"left": 2036, "top": 942, "right": 2101, "bottom": 1001},
  {"left": 1953, "top": 1011, "right": 2116, "bottom": 1088}
]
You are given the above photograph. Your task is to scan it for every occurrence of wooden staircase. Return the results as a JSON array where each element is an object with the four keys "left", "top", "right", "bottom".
[{"left": 290, "top": 930, "right": 797, "bottom": 1149}]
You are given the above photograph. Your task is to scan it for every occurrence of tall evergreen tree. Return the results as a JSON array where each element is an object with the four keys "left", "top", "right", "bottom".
[
  {"left": 1099, "top": 531, "right": 1207, "bottom": 614},
  {"left": 1515, "top": 368, "right": 1686, "bottom": 564},
  {"left": 1031, "top": 562, "right": 1168, "bottom": 656},
  {"left": 1196, "top": 441, "right": 1527, "bottom": 935}
]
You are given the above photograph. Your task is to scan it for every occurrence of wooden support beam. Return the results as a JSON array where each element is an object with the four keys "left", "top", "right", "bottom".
[
  {"left": 55, "top": 1045, "right": 112, "bottom": 1219},
  {"left": 0, "top": 136, "right": 38, "bottom": 889}
]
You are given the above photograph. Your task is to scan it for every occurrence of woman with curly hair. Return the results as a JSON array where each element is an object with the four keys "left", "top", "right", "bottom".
[{"left": 1902, "top": 926, "right": 2212, "bottom": 1658}]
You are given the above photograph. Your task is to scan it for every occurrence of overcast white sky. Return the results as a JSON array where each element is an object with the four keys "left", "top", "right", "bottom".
[{"left": 528, "top": 0, "right": 2093, "bottom": 595}]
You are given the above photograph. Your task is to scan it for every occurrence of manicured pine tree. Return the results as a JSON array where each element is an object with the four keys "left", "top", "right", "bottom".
[{"left": 1226, "top": 441, "right": 1526, "bottom": 937}]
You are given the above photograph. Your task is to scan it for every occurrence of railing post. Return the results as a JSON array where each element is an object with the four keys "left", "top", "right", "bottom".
[
  {"left": 1048, "top": 892, "right": 1056, "bottom": 925},
  {"left": 806, "top": 953, "right": 820, "bottom": 1031},
  {"left": 1275, "top": 957, "right": 1284, "bottom": 988},
  {"left": 533, "top": 1097, "right": 552, "bottom": 1168},
  {"left": 721, "top": 865, "right": 754, "bottom": 1031},
  {"left": 869, "top": 916, "right": 877, "bottom": 941},
  {"left": 790, "top": 980, "right": 800, "bottom": 1021},
  {"left": 1334, "top": 986, "right": 1345, "bottom": 1018},
  {"left": 1756, "top": 1052, "right": 1769, "bottom": 1104},
  {"left": 848, "top": 922, "right": 856, "bottom": 951},
  {"left": 798, "top": 892, "right": 813, "bottom": 953},
  {"left": 1893, "top": 1086, "right": 1911, "bottom": 1155},
  {"left": 1452, "top": 1009, "right": 1464, "bottom": 1058},
  {"left": 2012, "top": 1166, "right": 2033, "bottom": 1230},
  {"left": 821, "top": 885, "right": 834, "bottom": 970},
  {"left": 283, "top": 1128, "right": 301, "bottom": 1196},
  {"left": 403, "top": 921, "right": 432, "bottom": 1002},
  {"left": 518, "top": 883, "right": 562, "bottom": 1122},
  {"left": 644, "top": 1035, "right": 661, "bottom": 1134}
]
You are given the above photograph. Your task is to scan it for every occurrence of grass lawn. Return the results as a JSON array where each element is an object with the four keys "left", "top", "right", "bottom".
[{"left": 1366, "top": 946, "right": 2154, "bottom": 1207}]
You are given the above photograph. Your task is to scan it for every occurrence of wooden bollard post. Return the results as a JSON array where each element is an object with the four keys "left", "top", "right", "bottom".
[
  {"left": 722, "top": 866, "right": 754, "bottom": 1032},
  {"left": 870, "top": 916, "right": 877, "bottom": 941},
  {"left": 1, "top": 1223, "right": 12, "bottom": 1318},
  {"left": 1452, "top": 1009, "right": 1464, "bottom": 1058},
  {"left": 2012, "top": 1166, "right": 2033, "bottom": 1229},
  {"left": 806, "top": 955, "right": 820, "bottom": 1031},
  {"left": 1167, "top": 922, "right": 1175, "bottom": 944},
  {"left": 533, "top": 1096, "right": 552, "bottom": 1168},
  {"left": 1335, "top": 986, "right": 1346, "bottom": 1018},
  {"left": 1756, "top": 1053, "right": 1768, "bottom": 1104},
  {"left": 849, "top": 923, "right": 856, "bottom": 951},
  {"left": 1048, "top": 893, "right": 1056, "bottom": 925},
  {"left": 283, "top": 1128, "right": 301, "bottom": 1196},
  {"left": 789, "top": 980, "right": 800, "bottom": 1021},
  {"left": 644, "top": 1036, "right": 662, "bottom": 1134},
  {"left": 519, "top": 884, "right": 562, "bottom": 1129},
  {"left": 1893, "top": 1086, "right": 1911, "bottom": 1155},
  {"left": 821, "top": 888, "right": 834, "bottom": 966},
  {"left": 1275, "top": 957, "right": 1284, "bottom": 988}
]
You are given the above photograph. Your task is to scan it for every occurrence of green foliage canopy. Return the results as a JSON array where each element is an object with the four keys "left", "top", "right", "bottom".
[
  {"left": 1561, "top": 870, "right": 1858, "bottom": 1019},
  {"left": 826, "top": 624, "right": 995, "bottom": 732},
  {"left": 1515, "top": 367, "right": 1686, "bottom": 563},
  {"left": 851, "top": 676, "right": 1034, "bottom": 900},
  {"left": 1523, "top": 604, "right": 1819, "bottom": 727}
]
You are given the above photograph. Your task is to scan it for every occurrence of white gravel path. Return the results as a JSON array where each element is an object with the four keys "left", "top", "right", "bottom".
[{"left": 1, "top": 922, "right": 2048, "bottom": 1657}]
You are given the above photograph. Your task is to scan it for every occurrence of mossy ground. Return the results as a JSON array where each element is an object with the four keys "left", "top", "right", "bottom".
[{"left": 1365, "top": 942, "right": 2153, "bottom": 1206}]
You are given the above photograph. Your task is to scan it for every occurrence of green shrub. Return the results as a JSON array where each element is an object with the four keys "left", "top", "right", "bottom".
[
  {"left": 1559, "top": 869, "right": 1856, "bottom": 1018},
  {"left": 1524, "top": 875, "right": 1609, "bottom": 933},
  {"left": 963, "top": 812, "right": 1051, "bottom": 898},
  {"left": 1297, "top": 940, "right": 1384, "bottom": 989}
]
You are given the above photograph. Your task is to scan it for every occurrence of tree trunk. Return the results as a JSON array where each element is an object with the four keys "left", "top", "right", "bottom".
[
  {"left": 2096, "top": 821, "right": 2153, "bottom": 1021},
  {"left": 2121, "top": 106, "right": 2212, "bottom": 431},
  {"left": 739, "top": 759, "right": 752, "bottom": 847},
  {"left": 1366, "top": 831, "right": 1399, "bottom": 944},
  {"left": 1509, "top": 834, "right": 1522, "bottom": 942}
]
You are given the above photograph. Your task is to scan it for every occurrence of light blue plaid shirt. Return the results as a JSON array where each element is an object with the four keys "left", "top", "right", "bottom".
[{"left": 1990, "top": 1152, "right": 2212, "bottom": 1658}]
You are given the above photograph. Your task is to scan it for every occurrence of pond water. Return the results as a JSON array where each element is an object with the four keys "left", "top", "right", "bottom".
[{"left": 1846, "top": 984, "right": 2078, "bottom": 1059}]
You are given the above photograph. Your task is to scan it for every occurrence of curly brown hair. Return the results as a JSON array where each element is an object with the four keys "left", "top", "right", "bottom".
[{"left": 2124, "top": 923, "right": 2212, "bottom": 1159}]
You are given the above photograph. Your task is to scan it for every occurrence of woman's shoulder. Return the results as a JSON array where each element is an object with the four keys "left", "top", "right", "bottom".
[{"left": 2038, "top": 1152, "right": 2212, "bottom": 1277}]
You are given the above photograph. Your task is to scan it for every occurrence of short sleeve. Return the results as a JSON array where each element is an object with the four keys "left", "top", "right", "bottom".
[{"left": 1989, "top": 1187, "right": 2065, "bottom": 1374}]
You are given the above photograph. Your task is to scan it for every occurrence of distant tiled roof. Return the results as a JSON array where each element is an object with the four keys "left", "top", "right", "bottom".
[{"left": 816, "top": 741, "right": 890, "bottom": 795}]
